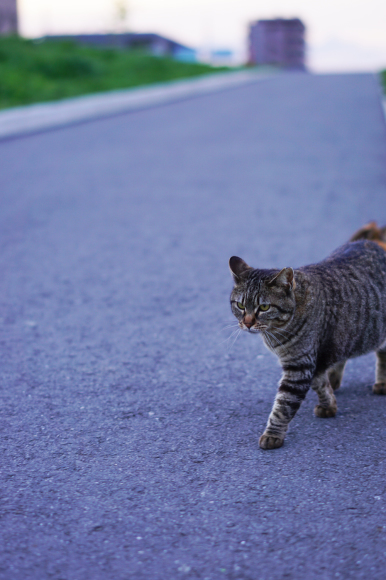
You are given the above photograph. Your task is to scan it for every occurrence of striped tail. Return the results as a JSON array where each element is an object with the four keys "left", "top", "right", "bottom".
[{"left": 350, "top": 221, "right": 386, "bottom": 252}]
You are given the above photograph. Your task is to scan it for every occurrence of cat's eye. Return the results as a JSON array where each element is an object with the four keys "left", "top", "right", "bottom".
[
  {"left": 259, "top": 304, "right": 270, "bottom": 311},
  {"left": 237, "top": 302, "right": 245, "bottom": 310}
]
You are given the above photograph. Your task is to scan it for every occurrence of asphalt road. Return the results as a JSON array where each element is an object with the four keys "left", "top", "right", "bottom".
[{"left": 1, "top": 72, "right": 386, "bottom": 580}]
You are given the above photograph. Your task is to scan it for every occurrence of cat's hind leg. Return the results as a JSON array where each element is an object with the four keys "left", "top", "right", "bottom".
[
  {"left": 327, "top": 360, "right": 346, "bottom": 391},
  {"left": 312, "top": 372, "right": 337, "bottom": 418},
  {"left": 373, "top": 346, "right": 386, "bottom": 395}
]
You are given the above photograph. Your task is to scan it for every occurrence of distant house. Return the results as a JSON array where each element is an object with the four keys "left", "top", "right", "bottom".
[
  {"left": 0, "top": 0, "right": 18, "bottom": 34},
  {"left": 44, "top": 33, "right": 197, "bottom": 62},
  {"left": 211, "top": 49, "right": 234, "bottom": 67},
  {"left": 248, "top": 18, "right": 306, "bottom": 70}
]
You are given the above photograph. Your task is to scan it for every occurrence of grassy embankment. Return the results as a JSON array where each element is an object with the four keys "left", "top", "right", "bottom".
[
  {"left": 0, "top": 36, "right": 230, "bottom": 110},
  {"left": 381, "top": 70, "right": 386, "bottom": 94}
]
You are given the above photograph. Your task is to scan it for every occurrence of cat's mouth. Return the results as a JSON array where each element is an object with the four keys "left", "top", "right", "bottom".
[{"left": 240, "top": 323, "right": 268, "bottom": 333}]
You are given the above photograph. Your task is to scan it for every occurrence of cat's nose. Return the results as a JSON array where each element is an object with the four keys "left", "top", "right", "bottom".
[{"left": 243, "top": 315, "right": 255, "bottom": 329}]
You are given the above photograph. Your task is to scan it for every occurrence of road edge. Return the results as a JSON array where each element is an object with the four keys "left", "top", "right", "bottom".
[{"left": 0, "top": 69, "right": 272, "bottom": 140}]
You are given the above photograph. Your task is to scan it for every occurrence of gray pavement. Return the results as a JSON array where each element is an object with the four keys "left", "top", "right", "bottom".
[{"left": 1, "top": 72, "right": 386, "bottom": 580}]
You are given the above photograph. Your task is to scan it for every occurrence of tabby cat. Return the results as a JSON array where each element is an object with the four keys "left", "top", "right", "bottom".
[{"left": 229, "top": 222, "right": 386, "bottom": 449}]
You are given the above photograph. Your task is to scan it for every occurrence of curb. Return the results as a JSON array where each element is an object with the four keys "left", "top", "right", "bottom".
[{"left": 0, "top": 69, "right": 271, "bottom": 140}]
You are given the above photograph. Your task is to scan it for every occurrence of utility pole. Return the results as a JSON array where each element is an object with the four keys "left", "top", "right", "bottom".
[{"left": 113, "top": 0, "right": 129, "bottom": 33}]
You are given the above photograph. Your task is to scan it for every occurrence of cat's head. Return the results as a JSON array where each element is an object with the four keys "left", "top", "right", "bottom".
[{"left": 229, "top": 256, "right": 296, "bottom": 333}]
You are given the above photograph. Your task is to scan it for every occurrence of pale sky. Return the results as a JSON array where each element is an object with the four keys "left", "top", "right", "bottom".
[{"left": 18, "top": 0, "right": 386, "bottom": 71}]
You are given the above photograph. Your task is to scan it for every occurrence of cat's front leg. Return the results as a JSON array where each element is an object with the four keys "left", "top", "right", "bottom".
[{"left": 259, "top": 364, "right": 314, "bottom": 449}]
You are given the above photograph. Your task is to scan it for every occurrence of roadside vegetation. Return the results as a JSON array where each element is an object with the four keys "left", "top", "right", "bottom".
[
  {"left": 0, "top": 36, "right": 230, "bottom": 110},
  {"left": 381, "top": 70, "right": 386, "bottom": 94}
]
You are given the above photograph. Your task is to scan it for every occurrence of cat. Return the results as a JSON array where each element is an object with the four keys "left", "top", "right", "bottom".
[{"left": 229, "top": 222, "right": 386, "bottom": 450}]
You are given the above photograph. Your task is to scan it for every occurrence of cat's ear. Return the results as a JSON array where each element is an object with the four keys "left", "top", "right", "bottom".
[
  {"left": 268, "top": 267, "right": 295, "bottom": 290},
  {"left": 229, "top": 256, "right": 252, "bottom": 282}
]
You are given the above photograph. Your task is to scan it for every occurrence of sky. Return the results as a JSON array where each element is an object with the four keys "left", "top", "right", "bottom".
[{"left": 17, "top": 0, "right": 386, "bottom": 72}]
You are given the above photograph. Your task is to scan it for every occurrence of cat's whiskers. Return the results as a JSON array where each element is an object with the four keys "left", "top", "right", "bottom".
[
  {"left": 220, "top": 322, "right": 240, "bottom": 331},
  {"left": 263, "top": 331, "right": 275, "bottom": 352},
  {"left": 229, "top": 328, "right": 241, "bottom": 350},
  {"left": 219, "top": 328, "right": 240, "bottom": 345},
  {"left": 271, "top": 328, "right": 294, "bottom": 343},
  {"left": 265, "top": 330, "right": 286, "bottom": 350},
  {"left": 273, "top": 326, "right": 295, "bottom": 338},
  {"left": 264, "top": 330, "right": 278, "bottom": 347}
]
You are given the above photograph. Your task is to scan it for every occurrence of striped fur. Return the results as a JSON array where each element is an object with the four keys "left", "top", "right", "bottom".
[{"left": 229, "top": 228, "right": 386, "bottom": 450}]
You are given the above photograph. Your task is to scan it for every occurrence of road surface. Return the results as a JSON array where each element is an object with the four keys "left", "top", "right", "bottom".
[{"left": 1, "top": 72, "right": 386, "bottom": 579}]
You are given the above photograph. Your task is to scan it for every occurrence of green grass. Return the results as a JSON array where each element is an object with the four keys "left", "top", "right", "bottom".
[
  {"left": 0, "top": 36, "right": 230, "bottom": 110},
  {"left": 381, "top": 70, "right": 386, "bottom": 94}
]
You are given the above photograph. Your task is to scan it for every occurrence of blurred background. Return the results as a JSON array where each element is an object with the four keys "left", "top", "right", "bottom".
[
  {"left": 14, "top": 0, "right": 386, "bottom": 71},
  {"left": 1, "top": 0, "right": 386, "bottom": 108}
]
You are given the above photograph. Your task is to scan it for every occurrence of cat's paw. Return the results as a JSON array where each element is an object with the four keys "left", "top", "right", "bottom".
[
  {"left": 373, "top": 382, "right": 386, "bottom": 395},
  {"left": 314, "top": 404, "right": 337, "bottom": 418},
  {"left": 259, "top": 433, "right": 284, "bottom": 450}
]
